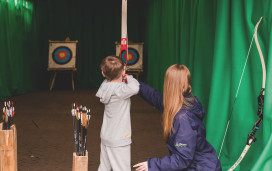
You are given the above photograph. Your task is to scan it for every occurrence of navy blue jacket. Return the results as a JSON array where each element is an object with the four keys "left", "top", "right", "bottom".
[{"left": 138, "top": 82, "right": 222, "bottom": 171}]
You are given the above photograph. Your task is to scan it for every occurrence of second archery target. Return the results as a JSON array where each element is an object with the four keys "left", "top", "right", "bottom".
[
  {"left": 115, "top": 43, "right": 143, "bottom": 70},
  {"left": 121, "top": 48, "right": 139, "bottom": 65},
  {"left": 48, "top": 42, "right": 77, "bottom": 69}
]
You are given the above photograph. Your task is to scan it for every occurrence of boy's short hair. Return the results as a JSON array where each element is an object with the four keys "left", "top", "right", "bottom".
[{"left": 101, "top": 56, "right": 124, "bottom": 81}]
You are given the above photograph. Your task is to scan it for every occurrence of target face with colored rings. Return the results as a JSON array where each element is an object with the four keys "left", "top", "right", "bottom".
[
  {"left": 52, "top": 46, "right": 72, "bottom": 65},
  {"left": 121, "top": 48, "right": 139, "bottom": 65}
]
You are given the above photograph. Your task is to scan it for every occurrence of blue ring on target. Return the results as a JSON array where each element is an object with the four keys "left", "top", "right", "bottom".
[
  {"left": 121, "top": 48, "right": 139, "bottom": 65},
  {"left": 52, "top": 46, "right": 72, "bottom": 65}
]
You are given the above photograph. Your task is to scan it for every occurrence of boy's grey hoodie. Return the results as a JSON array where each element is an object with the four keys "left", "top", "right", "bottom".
[{"left": 96, "top": 76, "right": 139, "bottom": 147}]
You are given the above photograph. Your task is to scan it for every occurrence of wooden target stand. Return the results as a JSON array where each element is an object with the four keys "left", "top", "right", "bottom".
[
  {"left": 48, "top": 68, "right": 77, "bottom": 91},
  {"left": 126, "top": 69, "right": 143, "bottom": 80},
  {"left": 48, "top": 38, "right": 78, "bottom": 91},
  {"left": 0, "top": 123, "right": 17, "bottom": 171}
]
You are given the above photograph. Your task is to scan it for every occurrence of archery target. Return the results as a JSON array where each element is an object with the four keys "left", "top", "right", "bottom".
[
  {"left": 48, "top": 42, "right": 77, "bottom": 69},
  {"left": 121, "top": 48, "right": 139, "bottom": 65},
  {"left": 116, "top": 44, "right": 143, "bottom": 70},
  {"left": 52, "top": 46, "right": 72, "bottom": 65}
]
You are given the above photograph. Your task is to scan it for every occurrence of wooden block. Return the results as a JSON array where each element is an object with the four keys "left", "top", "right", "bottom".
[
  {"left": 72, "top": 151, "right": 88, "bottom": 171},
  {"left": 0, "top": 123, "right": 17, "bottom": 171}
]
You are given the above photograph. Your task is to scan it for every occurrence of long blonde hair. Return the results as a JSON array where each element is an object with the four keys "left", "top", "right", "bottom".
[{"left": 163, "top": 64, "right": 192, "bottom": 142}]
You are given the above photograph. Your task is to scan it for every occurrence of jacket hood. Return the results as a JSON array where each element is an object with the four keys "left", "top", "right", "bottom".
[
  {"left": 187, "top": 97, "right": 205, "bottom": 120},
  {"left": 96, "top": 80, "right": 121, "bottom": 104}
]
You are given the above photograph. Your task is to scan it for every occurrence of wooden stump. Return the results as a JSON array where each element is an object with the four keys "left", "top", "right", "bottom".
[
  {"left": 0, "top": 123, "right": 17, "bottom": 171},
  {"left": 72, "top": 151, "right": 88, "bottom": 171}
]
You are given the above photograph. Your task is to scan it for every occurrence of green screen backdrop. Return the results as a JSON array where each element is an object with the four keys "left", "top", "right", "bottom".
[{"left": 145, "top": 0, "right": 272, "bottom": 171}]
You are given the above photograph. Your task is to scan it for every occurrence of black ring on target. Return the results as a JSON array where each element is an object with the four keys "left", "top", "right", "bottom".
[
  {"left": 121, "top": 48, "right": 139, "bottom": 65},
  {"left": 52, "top": 46, "right": 72, "bottom": 65}
]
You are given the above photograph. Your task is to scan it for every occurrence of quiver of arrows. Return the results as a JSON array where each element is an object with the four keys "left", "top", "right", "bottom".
[
  {"left": 71, "top": 103, "right": 91, "bottom": 156},
  {"left": 2, "top": 101, "right": 15, "bottom": 130}
]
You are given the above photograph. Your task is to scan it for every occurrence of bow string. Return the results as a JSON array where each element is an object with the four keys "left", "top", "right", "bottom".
[{"left": 217, "top": 17, "right": 266, "bottom": 171}]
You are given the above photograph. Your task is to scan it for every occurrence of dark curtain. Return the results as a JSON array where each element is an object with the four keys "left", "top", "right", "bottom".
[{"left": 36, "top": 0, "right": 146, "bottom": 89}]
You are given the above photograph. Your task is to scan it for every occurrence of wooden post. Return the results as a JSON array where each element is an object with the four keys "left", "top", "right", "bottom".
[
  {"left": 0, "top": 123, "right": 17, "bottom": 171},
  {"left": 126, "top": 69, "right": 143, "bottom": 80},
  {"left": 48, "top": 68, "right": 77, "bottom": 91},
  {"left": 72, "top": 151, "right": 88, "bottom": 171}
]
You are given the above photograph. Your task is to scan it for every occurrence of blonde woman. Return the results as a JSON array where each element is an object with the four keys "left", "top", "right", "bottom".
[{"left": 134, "top": 64, "right": 222, "bottom": 171}]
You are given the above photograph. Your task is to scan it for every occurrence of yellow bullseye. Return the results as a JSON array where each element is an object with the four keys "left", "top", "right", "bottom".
[
  {"left": 127, "top": 54, "right": 133, "bottom": 60},
  {"left": 59, "top": 52, "right": 66, "bottom": 59}
]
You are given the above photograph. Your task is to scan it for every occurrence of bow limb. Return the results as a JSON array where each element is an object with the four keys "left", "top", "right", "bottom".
[
  {"left": 254, "top": 17, "right": 266, "bottom": 94},
  {"left": 228, "top": 145, "right": 251, "bottom": 171},
  {"left": 120, "top": 0, "right": 128, "bottom": 83},
  {"left": 228, "top": 16, "right": 265, "bottom": 171},
  {"left": 120, "top": 0, "right": 128, "bottom": 65}
]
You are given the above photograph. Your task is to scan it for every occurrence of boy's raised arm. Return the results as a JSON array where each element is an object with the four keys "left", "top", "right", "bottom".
[{"left": 115, "top": 76, "right": 140, "bottom": 99}]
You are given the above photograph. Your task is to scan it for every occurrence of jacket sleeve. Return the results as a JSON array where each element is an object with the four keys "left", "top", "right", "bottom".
[
  {"left": 148, "top": 114, "right": 197, "bottom": 171},
  {"left": 138, "top": 82, "right": 163, "bottom": 112},
  {"left": 115, "top": 76, "right": 140, "bottom": 99}
]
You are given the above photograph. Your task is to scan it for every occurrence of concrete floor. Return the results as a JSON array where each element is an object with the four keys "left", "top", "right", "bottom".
[{"left": 7, "top": 88, "right": 168, "bottom": 171}]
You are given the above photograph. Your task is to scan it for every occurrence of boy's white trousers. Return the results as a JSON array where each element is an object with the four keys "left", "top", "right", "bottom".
[{"left": 98, "top": 143, "right": 131, "bottom": 171}]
